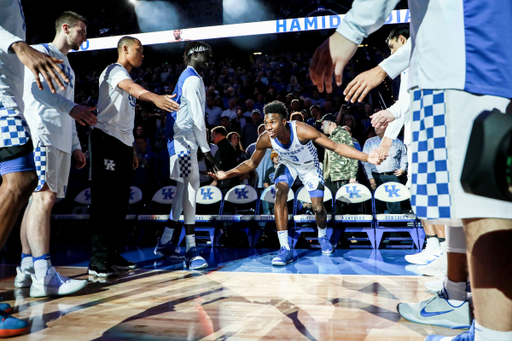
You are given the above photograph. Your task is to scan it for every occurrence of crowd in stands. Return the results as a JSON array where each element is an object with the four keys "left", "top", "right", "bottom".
[{"left": 64, "top": 46, "right": 403, "bottom": 204}]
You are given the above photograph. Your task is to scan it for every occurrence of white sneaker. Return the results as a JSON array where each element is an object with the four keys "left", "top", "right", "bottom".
[
  {"left": 425, "top": 276, "right": 445, "bottom": 292},
  {"left": 405, "top": 237, "right": 441, "bottom": 265},
  {"left": 30, "top": 267, "right": 88, "bottom": 298},
  {"left": 397, "top": 290, "right": 471, "bottom": 329},
  {"left": 14, "top": 266, "right": 34, "bottom": 288},
  {"left": 418, "top": 252, "right": 447, "bottom": 277}
]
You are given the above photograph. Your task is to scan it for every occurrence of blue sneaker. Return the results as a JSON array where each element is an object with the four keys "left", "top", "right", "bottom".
[
  {"left": 319, "top": 236, "right": 334, "bottom": 254},
  {"left": 271, "top": 247, "right": 293, "bottom": 266},
  {"left": 0, "top": 302, "right": 11, "bottom": 314},
  {"left": 154, "top": 238, "right": 184, "bottom": 259},
  {"left": 0, "top": 310, "right": 29, "bottom": 337},
  {"left": 184, "top": 247, "right": 208, "bottom": 270},
  {"left": 425, "top": 320, "right": 475, "bottom": 341}
]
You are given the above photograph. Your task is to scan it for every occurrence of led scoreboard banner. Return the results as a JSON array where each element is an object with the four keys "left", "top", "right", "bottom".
[{"left": 72, "top": 9, "right": 410, "bottom": 53}]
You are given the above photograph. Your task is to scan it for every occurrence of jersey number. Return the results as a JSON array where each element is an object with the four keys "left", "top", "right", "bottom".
[{"left": 290, "top": 155, "right": 299, "bottom": 162}]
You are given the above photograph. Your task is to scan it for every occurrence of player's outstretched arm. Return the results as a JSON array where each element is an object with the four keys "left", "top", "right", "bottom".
[
  {"left": 208, "top": 133, "right": 271, "bottom": 180},
  {"left": 11, "top": 41, "right": 68, "bottom": 93},
  {"left": 344, "top": 66, "right": 388, "bottom": 103},
  {"left": 296, "top": 122, "right": 384, "bottom": 165},
  {"left": 118, "top": 79, "right": 179, "bottom": 112}
]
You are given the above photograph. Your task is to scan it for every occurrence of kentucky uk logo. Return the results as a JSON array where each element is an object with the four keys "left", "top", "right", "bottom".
[
  {"left": 201, "top": 188, "right": 214, "bottom": 200},
  {"left": 235, "top": 188, "right": 248, "bottom": 199},
  {"left": 345, "top": 186, "right": 361, "bottom": 198},
  {"left": 385, "top": 184, "right": 401, "bottom": 198},
  {"left": 162, "top": 188, "right": 175, "bottom": 200}
]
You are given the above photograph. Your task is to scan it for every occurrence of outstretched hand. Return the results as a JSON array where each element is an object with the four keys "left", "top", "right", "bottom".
[
  {"left": 208, "top": 170, "right": 226, "bottom": 181},
  {"left": 154, "top": 93, "right": 180, "bottom": 112},
  {"left": 344, "top": 66, "right": 388, "bottom": 103},
  {"left": 310, "top": 32, "right": 358, "bottom": 93},
  {"left": 367, "top": 149, "right": 386, "bottom": 165},
  {"left": 69, "top": 105, "right": 97, "bottom": 126},
  {"left": 371, "top": 110, "right": 395, "bottom": 129}
]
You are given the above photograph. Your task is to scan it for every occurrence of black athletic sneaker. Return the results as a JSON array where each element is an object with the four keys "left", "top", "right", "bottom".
[
  {"left": 88, "top": 261, "right": 119, "bottom": 278},
  {"left": 110, "top": 253, "right": 136, "bottom": 271}
]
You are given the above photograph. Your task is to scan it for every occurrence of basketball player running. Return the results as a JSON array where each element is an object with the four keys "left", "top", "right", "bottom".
[
  {"left": 154, "top": 41, "right": 219, "bottom": 270},
  {"left": 209, "top": 101, "right": 383, "bottom": 266}
]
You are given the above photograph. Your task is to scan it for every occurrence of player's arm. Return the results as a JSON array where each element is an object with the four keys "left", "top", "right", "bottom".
[
  {"left": 310, "top": 0, "right": 400, "bottom": 93},
  {"left": 118, "top": 78, "right": 179, "bottom": 112},
  {"left": 185, "top": 77, "right": 210, "bottom": 153},
  {"left": 209, "top": 132, "right": 272, "bottom": 181},
  {"left": 296, "top": 122, "right": 383, "bottom": 165},
  {"left": 28, "top": 71, "right": 97, "bottom": 126}
]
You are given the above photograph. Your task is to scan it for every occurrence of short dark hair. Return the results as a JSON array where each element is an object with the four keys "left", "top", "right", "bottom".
[
  {"left": 263, "top": 100, "right": 288, "bottom": 120},
  {"left": 387, "top": 24, "right": 410, "bottom": 43},
  {"left": 310, "top": 105, "right": 321, "bottom": 112},
  {"left": 184, "top": 41, "right": 212, "bottom": 64},
  {"left": 211, "top": 126, "right": 227, "bottom": 136},
  {"left": 117, "top": 36, "right": 140, "bottom": 54},
  {"left": 290, "top": 111, "right": 304, "bottom": 122},
  {"left": 258, "top": 123, "right": 265, "bottom": 132},
  {"left": 55, "top": 11, "right": 87, "bottom": 33}
]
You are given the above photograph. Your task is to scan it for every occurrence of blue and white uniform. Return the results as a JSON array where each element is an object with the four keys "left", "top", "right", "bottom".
[
  {"left": 166, "top": 66, "right": 210, "bottom": 224},
  {"left": 23, "top": 43, "right": 80, "bottom": 197},
  {"left": 0, "top": 0, "right": 34, "bottom": 175},
  {"left": 271, "top": 121, "right": 324, "bottom": 198},
  {"left": 337, "top": 0, "right": 512, "bottom": 224}
]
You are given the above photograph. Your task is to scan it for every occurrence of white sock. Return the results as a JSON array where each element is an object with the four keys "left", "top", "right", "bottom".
[
  {"left": 475, "top": 321, "right": 512, "bottom": 341},
  {"left": 34, "top": 258, "right": 52, "bottom": 281},
  {"left": 185, "top": 234, "right": 196, "bottom": 252},
  {"left": 277, "top": 230, "right": 290, "bottom": 250},
  {"left": 318, "top": 227, "right": 327, "bottom": 239},
  {"left": 160, "top": 227, "right": 175, "bottom": 244},
  {"left": 443, "top": 277, "right": 467, "bottom": 303},
  {"left": 21, "top": 254, "right": 33, "bottom": 272}
]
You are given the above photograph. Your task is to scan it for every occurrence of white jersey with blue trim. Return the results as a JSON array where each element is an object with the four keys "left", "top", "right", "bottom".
[
  {"left": 165, "top": 66, "right": 210, "bottom": 157},
  {"left": 337, "top": 0, "right": 512, "bottom": 99},
  {"left": 270, "top": 121, "right": 319, "bottom": 166},
  {"left": 23, "top": 43, "right": 80, "bottom": 154},
  {"left": 95, "top": 63, "right": 134, "bottom": 146}
]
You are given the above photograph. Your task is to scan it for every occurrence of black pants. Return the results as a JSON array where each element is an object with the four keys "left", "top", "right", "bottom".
[{"left": 89, "top": 129, "right": 133, "bottom": 265}]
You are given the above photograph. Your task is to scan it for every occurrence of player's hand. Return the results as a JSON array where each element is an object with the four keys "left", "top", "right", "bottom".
[
  {"left": 369, "top": 178, "right": 377, "bottom": 190},
  {"left": 349, "top": 178, "right": 358, "bottom": 183},
  {"left": 394, "top": 169, "right": 404, "bottom": 177},
  {"left": 154, "top": 94, "right": 180, "bottom": 112},
  {"left": 11, "top": 41, "right": 69, "bottom": 93},
  {"left": 69, "top": 105, "right": 97, "bottom": 126},
  {"left": 371, "top": 109, "right": 395, "bottom": 129},
  {"left": 310, "top": 32, "right": 358, "bottom": 93},
  {"left": 367, "top": 149, "right": 385, "bottom": 166},
  {"left": 73, "top": 149, "right": 86, "bottom": 169},
  {"left": 133, "top": 154, "right": 139, "bottom": 170},
  {"left": 204, "top": 151, "right": 221, "bottom": 173},
  {"left": 377, "top": 136, "right": 393, "bottom": 159},
  {"left": 208, "top": 170, "right": 226, "bottom": 181},
  {"left": 344, "top": 66, "right": 388, "bottom": 103}
]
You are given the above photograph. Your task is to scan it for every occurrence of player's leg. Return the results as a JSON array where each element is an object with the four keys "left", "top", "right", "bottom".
[{"left": 271, "top": 164, "right": 294, "bottom": 266}]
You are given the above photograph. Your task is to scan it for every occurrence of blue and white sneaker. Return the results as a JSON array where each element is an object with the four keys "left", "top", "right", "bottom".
[
  {"left": 397, "top": 290, "right": 471, "bottom": 329},
  {"left": 425, "top": 320, "right": 475, "bottom": 341},
  {"left": 319, "top": 236, "right": 334, "bottom": 254},
  {"left": 0, "top": 303, "right": 11, "bottom": 314},
  {"left": 0, "top": 310, "right": 29, "bottom": 337},
  {"left": 271, "top": 247, "right": 293, "bottom": 266},
  {"left": 184, "top": 247, "right": 208, "bottom": 270},
  {"left": 154, "top": 238, "right": 184, "bottom": 259}
]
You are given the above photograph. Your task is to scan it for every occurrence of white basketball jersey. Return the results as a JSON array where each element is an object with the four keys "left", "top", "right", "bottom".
[{"left": 270, "top": 121, "right": 319, "bottom": 165}]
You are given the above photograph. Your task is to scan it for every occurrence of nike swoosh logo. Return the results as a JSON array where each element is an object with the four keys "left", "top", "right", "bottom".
[{"left": 420, "top": 307, "right": 454, "bottom": 317}]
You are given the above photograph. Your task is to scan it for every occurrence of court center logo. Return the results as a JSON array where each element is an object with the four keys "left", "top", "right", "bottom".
[
  {"left": 345, "top": 186, "right": 361, "bottom": 198},
  {"left": 385, "top": 184, "right": 401, "bottom": 198},
  {"left": 201, "top": 188, "right": 214, "bottom": 200},
  {"left": 104, "top": 159, "right": 115, "bottom": 171},
  {"left": 235, "top": 188, "right": 248, "bottom": 199}
]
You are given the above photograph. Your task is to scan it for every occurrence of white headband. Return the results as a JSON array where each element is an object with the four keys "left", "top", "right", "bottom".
[{"left": 187, "top": 46, "right": 208, "bottom": 55}]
